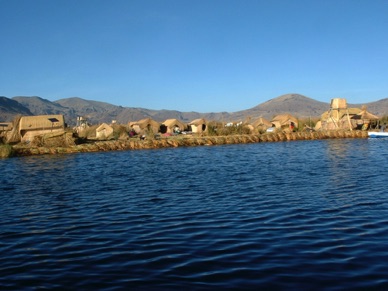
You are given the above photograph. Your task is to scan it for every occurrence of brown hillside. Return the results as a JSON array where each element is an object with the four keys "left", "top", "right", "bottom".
[
  {"left": 1, "top": 93, "right": 387, "bottom": 125},
  {"left": 230, "top": 94, "right": 329, "bottom": 120},
  {"left": 0, "top": 96, "right": 32, "bottom": 121}
]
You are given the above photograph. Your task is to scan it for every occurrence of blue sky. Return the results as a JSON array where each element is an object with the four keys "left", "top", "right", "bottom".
[{"left": 1, "top": 0, "right": 387, "bottom": 112}]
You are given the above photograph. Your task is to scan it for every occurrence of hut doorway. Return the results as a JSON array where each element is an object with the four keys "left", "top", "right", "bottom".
[{"left": 160, "top": 124, "right": 167, "bottom": 134}]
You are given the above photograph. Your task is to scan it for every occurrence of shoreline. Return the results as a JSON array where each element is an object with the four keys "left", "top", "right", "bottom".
[{"left": 7, "top": 130, "right": 368, "bottom": 157}]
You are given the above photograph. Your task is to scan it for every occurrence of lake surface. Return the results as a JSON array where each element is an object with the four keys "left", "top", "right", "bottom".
[{"left": 1, "top": 138, "right": 388, "bottom": 290}]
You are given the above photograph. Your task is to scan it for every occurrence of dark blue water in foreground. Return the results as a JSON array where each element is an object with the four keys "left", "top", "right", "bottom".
[{"left": 1, "top": 138, "right": 388, "bottom": 290}]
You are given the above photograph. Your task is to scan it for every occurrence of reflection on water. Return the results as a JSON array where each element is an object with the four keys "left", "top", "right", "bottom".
[{"left": 1, "top": 139, "right": 388, "bottom": 289}]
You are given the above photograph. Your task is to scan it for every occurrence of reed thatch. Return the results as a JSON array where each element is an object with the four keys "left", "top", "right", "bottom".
[
  {"left": 251, "top": 117, "right": 272, "bottom": 128},
  {"left": 251, "top": 117, "right": 272, "bottom": 131},
  {"left": 189, "top": 118, "right": 207, "bottom": 133},
  {"left": 96, "top": 123, "right": 114, "bottom": 139},
  {"left": 19, "top": 115, "right": 64, "bottom": 131},
  {"left": 271, "top": 114, "right": 298, "bottom": 129},
  {"left": 19, "top": 115, "right": 65, "bottom": 142},
  {"left": 330, "top": 98, "right": 347, "bottom": 109},
  {"left": 320, "top": 108, "right": 362, "bottom": 130},
  {"left": 10, "top": 130, "right": 369, "bottom": 157},
  {"left": 351, "top": 109, "right": 379, "bottom": 121},
  {"left": 320, "top": 108, "right": 361, "bottom": 121},
  {"left": 160, "top": 119, "right": 186, "bottom": 134},
  {"left": 128, "top": 118, "right": 160, "bottom": 134},
  {"left": 350, "top": 109, "right": 379, "bottom": 130}
]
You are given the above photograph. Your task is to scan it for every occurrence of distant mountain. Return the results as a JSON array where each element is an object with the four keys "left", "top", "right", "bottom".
[
  {"left": 230, "top": 94, "right": 329, "bottom": 121},
  {"left": 0, "top": 96, "right": 32, "bottom": 121},
  {"left": 13, "top": 96, "right": 71, "bottom": 116},
  {"left": 55, "top": 97, "right": 207, "bottom": 124},
  {"left": 0, "top": 94, "right": 387, "bottom": 125},
  {"left": 229, "top": 93, "right": 388, "bottom": 120},
  {"left": 55, "top": 97, "right": 128, "bottom": 124}
]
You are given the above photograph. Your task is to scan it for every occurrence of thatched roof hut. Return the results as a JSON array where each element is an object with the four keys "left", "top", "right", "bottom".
[
  {"left": 128, "top": 118, "right": 160, "bottom": 134},
  {"left": 96, "top": 123, "right": 114, "bottom": 139},
  {"left": 350, "top": 108, "right": 379, "bottom": 130},
  {"left": 271, "top": 114, "right": 298, "bottom": 130},
  {"left": 160, "top": 119, "right": 186, "bottom": 134},
  {"left": 19, "top": 115, "right": 65, "bottom": 132},
  {"left": 248, "top": 117, "right": 272, "bottom": 133},
  {"left": 251, "top": 117, "right": 272, "bottom": 130},
  {"left": 352, "top": 109, "right": 379, "bottom": 121},
  {"left": 19, "top": 115, "right": 65, "bottom": 142},
  {"left": 189, "top": 118, "right": 207, "bottom": 133}
]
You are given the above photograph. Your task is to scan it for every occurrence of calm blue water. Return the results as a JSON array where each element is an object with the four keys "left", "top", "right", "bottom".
[{"left": 1, "top": 138, "right": 388, "bottom": 290}]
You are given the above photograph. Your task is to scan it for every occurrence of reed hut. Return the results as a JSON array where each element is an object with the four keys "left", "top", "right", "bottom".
[
  {"left": 271, "top": 114, "right": 298, "bottom": 131},
  {"left": 128, "top": 118, "right": 160, "bottom": 134},
  {"left": 251, "top": 117, "right": 272, "bottom": 132},
  {"left": 189, "top": 118, "right": 207, "bottom": 133},
  {"left": 19, "top": 115, "right": 65, "bottom": 142},
  {"left": 160, "top": 119, "right": 186, "bottom": 134},
  {"left": 96, "top": 123, "right": 114, "bottom": 139},
  {"left": 350, "top": 107, "right": 379, "bottom": 130}
]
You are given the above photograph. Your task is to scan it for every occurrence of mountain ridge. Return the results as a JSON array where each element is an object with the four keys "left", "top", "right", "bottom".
[
  {"left": 0, "top": 96, "right": 33, "bottom": 121},
  {"left": 1, "top": 94, "right": 387, "bottom": 125}
]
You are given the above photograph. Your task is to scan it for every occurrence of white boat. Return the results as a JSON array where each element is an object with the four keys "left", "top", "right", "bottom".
[{"left": 368, "top": 132, "right": 388, "bottom": 138}]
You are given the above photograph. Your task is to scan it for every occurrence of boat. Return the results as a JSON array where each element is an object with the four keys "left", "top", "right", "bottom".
[{"left": 368, "top": 132, "right": 388, "bottom": 138}]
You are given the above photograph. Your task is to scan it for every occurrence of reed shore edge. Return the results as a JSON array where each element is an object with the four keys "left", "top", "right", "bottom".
[{"left": 4, "top": 130, "right": 368, "bottom": 158}]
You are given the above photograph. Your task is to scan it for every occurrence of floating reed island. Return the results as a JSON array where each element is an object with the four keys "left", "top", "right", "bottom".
[
  {"left": 4, "top": 129, "right": 368, "bottom": 158},
  {"left": 0, "top": 97, "right": 381, "bottom": 158}
]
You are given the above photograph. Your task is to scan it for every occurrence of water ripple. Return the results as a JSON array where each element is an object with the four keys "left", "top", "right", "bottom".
[{"left": 1, "top": 139, "right": 388, "bottom": 289}]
